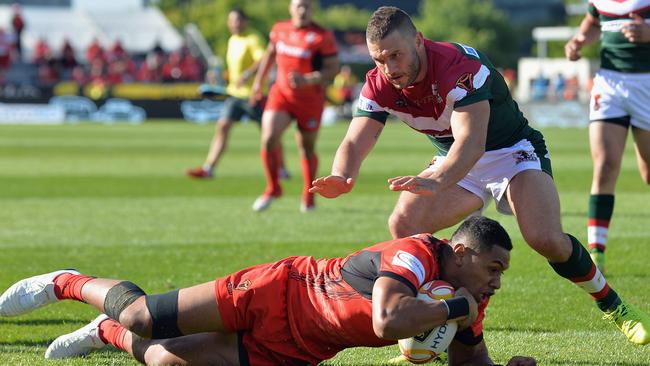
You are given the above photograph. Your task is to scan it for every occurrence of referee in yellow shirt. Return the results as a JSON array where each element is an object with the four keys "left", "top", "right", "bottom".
[{"left": 187, "top": 8, "right": 288, "bottom": 179}]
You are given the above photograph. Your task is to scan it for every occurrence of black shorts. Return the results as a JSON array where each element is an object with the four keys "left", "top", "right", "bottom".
[{"left": 221, "top": 97, "right": 263, "bottom": 123}]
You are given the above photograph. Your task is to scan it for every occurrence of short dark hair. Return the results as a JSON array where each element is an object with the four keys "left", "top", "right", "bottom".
[
  {"left": 451, "top": 216, "right": 513, "bottom": 252},
  {"left": 366, "top": 6, "right": 416, "bottom": 42},
  {"left": 230, "top": 7, "right": 248, "bottom": 21}
]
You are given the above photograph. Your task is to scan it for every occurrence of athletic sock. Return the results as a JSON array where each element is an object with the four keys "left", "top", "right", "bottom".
[
  {"left": 301, "top": 155, "right": 318, "bottom": 206},
  {"left": 549, "top": 234, "right": 621, "bottom": 312},
  {"left": 261, "top": 148, "right": 281, "bottom": 197},
  {"left": 588, "top": 194, "right": 614, "bottom": 253},
  {"left": 53, "top": 273, "right": 95, "bottom": 302},
  {"left": 98, "top": 318, "right": 128, "bottom": 350},
  {"left": 202, "top": 164, "right": 213, "bottom": 175},
  {"left": 275, "top": 146, "right": 285, "bottom": 176}
]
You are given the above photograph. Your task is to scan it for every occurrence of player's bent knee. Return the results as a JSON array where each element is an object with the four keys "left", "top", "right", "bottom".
[
  {"left": 104, "top": 281, "right": 147, "bottom": 331},
  {"left": 524, "top": 232, "right": 569, "bottom": 260},
  {"left": 388, "top": 211, "right": 417, "bottom": 238}
]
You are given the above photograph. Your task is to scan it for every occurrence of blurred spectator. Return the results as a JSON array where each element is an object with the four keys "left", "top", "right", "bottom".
[
  {"left": 162, "top": 51, "right": 183, "bottom": 82},
  {"left": 328, "top": 64, "right": 358, "bottom": 118},
  {"left": 108, "top": 39, "right": 126, "bottom": 62},
  {"left": 60, "top": 38, "right": 77, "bottom": 70},
  {"left": 0, "top": 28, "right": 15, "bottom": 81},
  {"left": 32, "top": 37, "right": 51, "bottom": 64},
  {"left": 11, "top": 4, "right": 24, "bottom": 58},
  {"left": 563, "top": 76, "right": 579, "bottom": 101},
  {"left": 71, "top": 65, "right": 88, "bottom": 86},
  {"left": 531, "top": 74, "right": 550, "bottom": 101},
  {"left": 137, "top": 51, "right": 163, "bottom": 82},
  {"left": 180, "top": 52, "right": 201, "bottom": 81},
  {"left": 86, "top": 38, "right": 105, "bottom": 63}
]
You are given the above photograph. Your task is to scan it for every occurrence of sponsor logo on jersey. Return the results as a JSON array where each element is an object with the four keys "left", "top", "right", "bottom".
[
  {"left": 392, "top": 250, "right": 425, "bottom": 284},
  {"left": 306, "top": 118, "right": 318, "bottom": 129},
  {"left": 277, "top": 41, "right": 312, "bottom": 59},
  {"left": 513, "top": 150, "right": 539, "bottom": 164},
  {"left": 593, "top": 94, "right": 601, "bottom": 111},
  {"left": 358, "top": 94, "right": 382, "bottom": 112},
  {"left": 396, "top": 99, "right": 407, "bottom": 107},
  {"left": 455, "top": 73, "right": 474, "bottom": 92}
]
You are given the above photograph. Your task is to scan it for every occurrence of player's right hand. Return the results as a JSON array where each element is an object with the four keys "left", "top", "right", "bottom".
[
  {"left": 564, "top": 35, "right": 585, "bottom": 61},
  {"left": 453, "top": 287, "right": 478, "bottom": 329},
  {"left": 309, "top": 175, "right": 353, "bottom": 198}
]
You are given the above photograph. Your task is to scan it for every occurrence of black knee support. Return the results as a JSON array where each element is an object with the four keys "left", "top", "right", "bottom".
[
  {"left": 145, "top": 289, "right": 183, "bottom": 339},
  {"left": 104, "top": 281, "right": 146, "bottom": 321}
]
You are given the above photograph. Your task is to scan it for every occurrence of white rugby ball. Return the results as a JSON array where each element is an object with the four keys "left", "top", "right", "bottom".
[{"left": 397, "top": 280, "right": 458, "bottom": 364}]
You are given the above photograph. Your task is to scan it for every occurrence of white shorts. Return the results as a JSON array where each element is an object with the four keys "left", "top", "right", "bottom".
[
  {"left": 424, "top": 139, "right": 544, "bottom": 215},
  {"left": 590, "top": 69, "right": 650, "bottom": 130}
]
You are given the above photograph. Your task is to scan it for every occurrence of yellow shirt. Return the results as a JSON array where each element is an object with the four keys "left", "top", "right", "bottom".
[{"left": 225, "top": 31, "right": 265, "bottom": 98}]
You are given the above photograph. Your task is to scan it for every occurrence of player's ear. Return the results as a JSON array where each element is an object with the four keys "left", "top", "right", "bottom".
[
  {"left": 415, "top": 32, "right": 424, "bottom": 48},
  {"left": 452, "top": 243, "right": 466, "bottom": 265}
]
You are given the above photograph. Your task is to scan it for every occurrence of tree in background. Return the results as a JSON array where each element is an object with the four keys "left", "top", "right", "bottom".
[{"left": 414, "top": 0, "right": 519, "bottom": 68}]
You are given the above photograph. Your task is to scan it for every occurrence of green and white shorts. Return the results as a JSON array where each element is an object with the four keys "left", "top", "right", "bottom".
[
  {"left": 425, "top": 138, "right": 552, "bottom": 215},
  {"left": 590, "top": 69, "right": 650, "bottom": 130}
]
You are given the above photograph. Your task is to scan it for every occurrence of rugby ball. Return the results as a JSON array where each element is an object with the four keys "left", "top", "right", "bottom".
[{"left": 397, "top": 280, "right": 458, "bottom": 364}]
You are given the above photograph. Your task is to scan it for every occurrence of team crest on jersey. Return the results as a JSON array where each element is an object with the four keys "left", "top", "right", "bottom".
[
  {"left": 235, "top": 279, "right": 252, "bottom": 291},
  {"left": 395, "top": 99, "right": 407, "bottom": 107},
  {"left": 392, "top": 250, "right": 425, "bottom": 284},
  {"left": 305, "top": 32, "right": 316, "bottom": 44},
  {"left": 455, "top": 73, "right": 474, "bottom": 92},
  {"left": 513, "top": 150, "right": 538, "bottom": 164}
]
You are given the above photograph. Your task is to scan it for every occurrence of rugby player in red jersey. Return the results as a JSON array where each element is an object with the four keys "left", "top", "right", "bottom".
[
  {"left": 310, "top": 6, "right": 650, "bottom": 345},
  {"left": 250, "top": 0, "right": 339, "bottom": 213},
  {"left": 0, "top": 217, "right": 535, "bottom": 365}
]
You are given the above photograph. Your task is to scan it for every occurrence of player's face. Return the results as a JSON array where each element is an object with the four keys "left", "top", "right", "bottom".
[
  {"left": 367, "top": 30, "right": 421, "bottom": 90},
  {"left": 290, "top": 0, "right": 313, "bottom": 27},
  {"left": 458, "top": 246, "right": 510, "bottom": 302},
  {"left": 227, "top": 12, "right": 246, "bottom": 35}
]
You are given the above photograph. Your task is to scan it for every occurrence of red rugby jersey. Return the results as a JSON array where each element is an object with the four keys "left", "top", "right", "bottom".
[
  {"left": 270, "top": 20, "right": 338, "bottom": 98},
  {"left": 285, "top": 234, "right": 488, "bottom": 362}
]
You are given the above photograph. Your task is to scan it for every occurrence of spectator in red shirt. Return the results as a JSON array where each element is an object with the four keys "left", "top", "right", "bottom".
[
  {"left": 86, "top": 38, "right": 105, "bottom": 64},
  {"left": 32, "top": 37, "right": 51, "bottom": 65},
  {"left": 11, "top": 4, "right": 24, "bottom": 57},
  {"left": 60, "top": 38, "right": 77, "bottom": 70}
]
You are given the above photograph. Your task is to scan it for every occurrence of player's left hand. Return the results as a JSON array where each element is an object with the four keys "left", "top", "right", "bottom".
[
  {"left": 621, "top": 13, "right": 650, "bottom": 43},
  {"left": 387, "top": 176, "right": 438, "bottom": 195},
  {"left": 288, "top": 72, "right": 307, "bottom": 88},
  {"left": 505, "top": 356, "right": 537, "bottom": 366}
]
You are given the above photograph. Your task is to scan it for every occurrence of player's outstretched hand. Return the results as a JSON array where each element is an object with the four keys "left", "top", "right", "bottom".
[
  {"left": 505, "top": 356, "right": 537, "bottom": 366},
  {"left": 310, "top": 175, "right": 353, "bottom": 198},
  {"left": 452, "top": 287, "right": 478, "bottom": 330},
  {"left": 388, "top": 176, "right": 437, "bottom": 195}
]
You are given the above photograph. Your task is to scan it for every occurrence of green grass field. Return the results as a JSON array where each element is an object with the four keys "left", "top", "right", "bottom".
[{"left": 1, "top": 121, "right": 649, "bottom": 365}]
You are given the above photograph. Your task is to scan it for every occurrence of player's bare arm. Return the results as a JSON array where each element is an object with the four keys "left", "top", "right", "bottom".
[
  {"left": 250, "top": 42, "right": 276, "bottom": 104},
  {"left": 388, "top": 100, "right": 489, "bottom": 195},
  {"left": 371, "top": 276, "right": 477, "bottom": 340},
  {"left": 565, "top": 12, "right": 601, "bottom": 61},
  {"left": 291, "top": 55, "right": 340, "bottom": 88},
  {"left": 310, "top": 116, "right": 384, "bottom": 198},
  {"left": 621, "top": 13, "right": 650, "bottom": 43}
]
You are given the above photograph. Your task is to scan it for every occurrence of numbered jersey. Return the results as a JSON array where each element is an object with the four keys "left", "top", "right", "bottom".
[
  {"left": 354, "top": 40, "right": 536, "bottom": 155},
  {"left": 589, "top": 0, "right": 650, "bottom": 72}
]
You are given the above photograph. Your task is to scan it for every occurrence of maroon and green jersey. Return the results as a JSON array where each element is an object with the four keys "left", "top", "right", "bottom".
[
  {"left": 589, "top": 0, "right": 650, "bottom": 73},
  {"left": 354, "top": 39, "right": 537, "bottom": 155}
]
